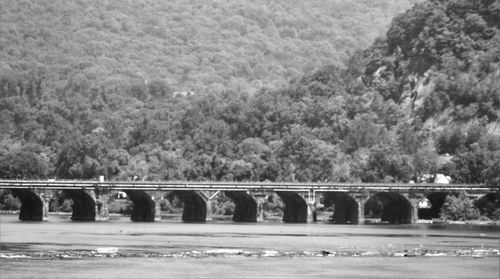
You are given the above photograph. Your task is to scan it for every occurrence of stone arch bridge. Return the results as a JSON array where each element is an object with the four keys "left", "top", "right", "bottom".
[{"left": 0, "top": 180, "right": 497, "bottom": 224}]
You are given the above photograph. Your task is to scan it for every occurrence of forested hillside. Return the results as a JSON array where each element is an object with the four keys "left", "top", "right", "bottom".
[
  {"left": 0, "top": 0, "right": 499, "bottom": 187},
  {"left": 360, "top": 0, "right": 500, "bottom": 185},
  {"left": 0, "top": 0, "right": 415, "bottom": 95}
]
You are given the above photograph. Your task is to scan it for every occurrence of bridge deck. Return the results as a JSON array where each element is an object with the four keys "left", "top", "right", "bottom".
[{"left": 0, "top": 180, "right": 496, "bottom": 192}]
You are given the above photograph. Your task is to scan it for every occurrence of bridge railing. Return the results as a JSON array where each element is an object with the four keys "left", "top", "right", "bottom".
[{"left": 0, "top": 179, "right": 496, "bottom": 192}]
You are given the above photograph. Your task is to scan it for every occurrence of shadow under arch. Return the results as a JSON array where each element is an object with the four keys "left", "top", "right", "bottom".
[
  {"left": 168, "top": 191, "right": 207, "bottom": 222},
  {"left": 124, "top": 190, "right": 156, "bottom": 222},
  {"left": 225, "top": 191, "right": 257, "bottom": 222},
  {"left": 365, "top": 192, "right": 412, "bottom": 224},
  {"left": 321, "top": 192, "right": 358, "bottom": 224},
  {"left": 10, "top": 189, "right": 44, "bottom": 221},
  {"left": 480, "top": 192, "right": 498, "bottom": 201},
  {"left": 275, "top": 191, "right": 308, "bottom": 223},
  {"left": 62, "top": 190, "right": 96, "bottom": 221},
  {"left": 474, "top": 192, "right": 499, "bottom": 217}
]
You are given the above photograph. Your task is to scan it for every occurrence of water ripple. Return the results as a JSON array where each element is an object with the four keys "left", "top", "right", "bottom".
[{"left": 1, "top": 247, "right": 498, "bottom": 260}]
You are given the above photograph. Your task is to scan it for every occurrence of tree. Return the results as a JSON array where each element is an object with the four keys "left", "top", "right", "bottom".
[
  {"left": 358, "top": 144, "right": 413, "bottom": 183},
  {"left": 447, "top": 146, "right": 488, "bottom": 183},
  {"left": 55, "top": 132, "right": 111, "bottom": 179},
  {"left": 412, "top": 145, "right": 438, "bottom": 181},
  {"left": 473, "top": 192, "right": 500, "bottom": 220},
  {"left": 482, "top": 150, "right": 500, "bottom": 186},
  {"left": 0, "top": 147, "right": 49, "bottom": 179},
  {"left": 440, "top": 192, "right": 480, "bottom": 221},
  {"left": 436, "top": 126, "right": 466, "bottom": 155},
  {"left": 344, "top": 114, "right": 385, "bottom": 153},
  {"left": 0, "top": 190, "right": 21, "bottom": 210}
]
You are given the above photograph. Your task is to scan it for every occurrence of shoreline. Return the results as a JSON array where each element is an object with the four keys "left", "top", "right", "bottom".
[
  {"left": 1, "top": 211, "right": 499, "bottom": 225},
  {"left": 415, "top": 219, "right": 500, "bottom": 226}
]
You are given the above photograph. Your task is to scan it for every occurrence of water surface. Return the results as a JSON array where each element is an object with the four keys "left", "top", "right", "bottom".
[{"left": 1, "top": 214, "right": 498, "bottom": 278}]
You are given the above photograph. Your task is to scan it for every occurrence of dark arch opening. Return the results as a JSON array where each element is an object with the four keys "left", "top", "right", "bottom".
[
  {"left": 418, "top": 192, "right": 455, "bottom": 220},
  {"left": 225, "top": 191, "right": 257, "bottom": 222},
  {"left": 62, "top": 190, "right": 96, "bottom": 221},
  {"left": 11, "top": 189, "right": 44, "bottom": 221},
  {"left": 168, "top": 191, "right": 206, "bottom": 222},
  {"left": 321, "top": 192, "right": 358, "bottom": 224},
  {"left": 275, "top": 191, "right": 308, "bottom": 223},
  {"left": 365, "top": 192, "right": 412, "bottom": 224},
  {"left": 124, "top": 190, "right": 156, "bottom": 222}
]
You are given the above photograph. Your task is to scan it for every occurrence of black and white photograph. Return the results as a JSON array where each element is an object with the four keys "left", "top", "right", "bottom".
[{"left": 0, "top": 0, "right": 499, "bottom": 278}]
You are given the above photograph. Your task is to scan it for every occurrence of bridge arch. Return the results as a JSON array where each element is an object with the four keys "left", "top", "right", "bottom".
[
  {"left": 225, "top": 191, "right": 257, "bottom": 222},
  {"left": 418, "top": 192, "right": 455, "bottom": 220},
  {"left": 168, "top": 191, "right": 207, "bottom": 222},
  {"left": 320, "top": 192, "right": 358, "bottom": 224},
  {"left": 474, "top": 192, "right": 499, "bottom": 217},
  {"left": 10, "top": 189, "right": 45, "bottom": 221},
  {"left": 124, "top": 190, "right": 156, "bottom": 222},
  {"left": 275, "top": 191, "right": 308, "bottom": 223},
  {"left": 365, "top": 192, "right": 412, "bottom": 224},
  {"left": 62, "top": 190, "right": 96, "bottom": 221}
]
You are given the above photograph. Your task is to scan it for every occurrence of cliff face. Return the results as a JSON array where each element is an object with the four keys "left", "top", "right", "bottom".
[
  {"left": 277, "top": 0, "right": 500, "bottom": 183},
  {"left": 362, "top": 0, "right": 500, "bottom": 131}
]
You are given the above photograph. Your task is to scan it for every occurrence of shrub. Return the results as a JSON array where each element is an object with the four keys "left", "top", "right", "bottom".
[
  {"left": 107, "top": 200, "right": 133, "bottom": 215},
  {"left": 0, "top": 192, "right": 21, "bottom": 210},
  {"left": 492, "top": 209, "right": 500, "bottom": 221},
  {"left": 439, "top": 192, "right": 480, "bottom": 221}
]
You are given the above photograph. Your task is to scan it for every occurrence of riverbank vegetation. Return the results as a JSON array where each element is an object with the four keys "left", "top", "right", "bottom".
[{"left": 0, "top": 0, "right": 499, "bottom": 220}]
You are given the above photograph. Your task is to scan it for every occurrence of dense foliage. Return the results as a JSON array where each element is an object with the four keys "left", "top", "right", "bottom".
[
  {"left": 0, "top": 0, "right": 499, "bottom": 218},
  {"left": 0, "top": 0, "right": 415, "bottom": 95},
  {"left": 440, "top": 192, "right": 480, "bottom": 221},
  {"left": 0, "top": 0, "right": 423, "bottom": 182}
]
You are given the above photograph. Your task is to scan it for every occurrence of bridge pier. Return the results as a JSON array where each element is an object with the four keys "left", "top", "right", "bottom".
[
  {"left": 256, "top": 195, "right": 266, "bottom": 222},
  {"left": 405, "top": 195, "right": 420, "bottom": 224},
  {"left": 94, "top": 188, "right": 110, "bottom": 221},
  {"left": 304, "top": 191, "right": 318, "bottom": 223},
  {"left": 405, "top": 191, "right": 425, "bottom": 224},
  {"left": 354, "top": 194, "right": 368, "bottom": 225},
  {"left": 152, "top": 192, "right": 163, "bottom": 221},
  {"left": 199, "top": 190, "right": 230, "bottom": 222},
  {"left": 410, "top": 199, "right": 419, "bottom": 223},
  {"left": 40, "top": 191, "right": 52, "bottom": 221},
  {"left": 307, "top": 197, "right": 317, "bottom": 223}
]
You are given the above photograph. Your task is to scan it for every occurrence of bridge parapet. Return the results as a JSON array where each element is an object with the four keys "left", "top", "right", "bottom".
[{"left": 0, "top": 179, "right": 494, "bottom": 192}]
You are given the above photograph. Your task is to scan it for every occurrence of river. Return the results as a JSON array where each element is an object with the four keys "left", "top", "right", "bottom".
[{"left": 1, "top": 214, "right": 499, "bottom": 278}]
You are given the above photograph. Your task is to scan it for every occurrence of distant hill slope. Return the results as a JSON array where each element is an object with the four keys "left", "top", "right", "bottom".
[{"left": 0, "top": 0, "right": 416, "bottom": 94}]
